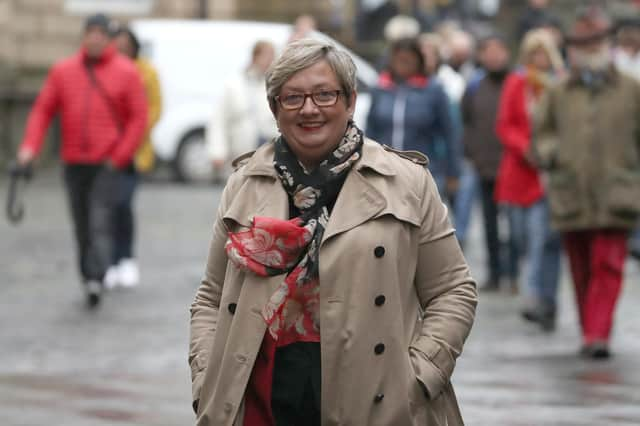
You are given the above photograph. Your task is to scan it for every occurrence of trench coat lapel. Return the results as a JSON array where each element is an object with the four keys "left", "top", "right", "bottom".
[
  {"left": 223, "top": 144, "right": 288, "bottom": 227},
  {"left": 322, "top": 142, "right": 390, "bottom": 245}
]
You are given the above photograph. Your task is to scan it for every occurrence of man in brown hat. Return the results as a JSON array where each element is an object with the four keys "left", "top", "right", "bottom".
[{"left": 535, "top": 5, "right": 640, "bottom": 359}]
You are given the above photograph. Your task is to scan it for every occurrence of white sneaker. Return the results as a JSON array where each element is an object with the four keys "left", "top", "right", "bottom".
[
  {"left": 118, "top": 258, "right": 140, "bottom": 287},
  {"left": 103, "top": 265, "right": 120, "bottom": 290}
]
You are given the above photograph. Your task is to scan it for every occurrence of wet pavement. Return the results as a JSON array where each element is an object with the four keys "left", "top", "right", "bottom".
[{"left": 1, "top": 169, "right": 639, "bottom": 425}]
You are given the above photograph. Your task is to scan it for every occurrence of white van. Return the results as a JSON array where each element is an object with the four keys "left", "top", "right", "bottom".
[{"left": 130, "top": 19, "right": 378, "bottom": 182}]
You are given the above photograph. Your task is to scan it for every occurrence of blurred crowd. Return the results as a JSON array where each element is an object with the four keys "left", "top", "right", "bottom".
[
  {"left": 14, "top": 0, "right": 640, "bottom": 360},
  {"left": 349, "top": 0, "right": 640, "bottom": 360}
]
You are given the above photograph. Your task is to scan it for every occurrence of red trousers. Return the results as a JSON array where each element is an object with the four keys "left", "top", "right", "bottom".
[{"left": 563, "top": 229, "right": 628, "bottom": 345}]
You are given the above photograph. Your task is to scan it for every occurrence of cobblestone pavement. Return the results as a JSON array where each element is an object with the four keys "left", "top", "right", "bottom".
[{"left": 1, "top": 170, "right": 639, "bottom": 426}]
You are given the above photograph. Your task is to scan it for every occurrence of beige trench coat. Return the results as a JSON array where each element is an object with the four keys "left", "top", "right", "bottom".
[{"left": 189, "top": 140, "right": 477, "bottom": 426}]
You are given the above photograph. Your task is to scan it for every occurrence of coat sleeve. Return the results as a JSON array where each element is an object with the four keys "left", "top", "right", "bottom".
[
  {"left": 19, "top": 66, "right": 61, "bottom": 158},
  {"left": 109, "top": 67, "right": 148, "bottom": 169},
  {"left": 531, "top": 84, "right": 559, "bottom": 170},
  {"left": 409, "top": 169, "right": 477, "bottom": 400},
  {"left": 432, "top": 84, "right": 461, "bottom": 179},
  {"left": 496, "top": 75, "right": 530, "bottom": 159},
  {"left": 189, "top": 178, "right": 236, "bottom": 413}
]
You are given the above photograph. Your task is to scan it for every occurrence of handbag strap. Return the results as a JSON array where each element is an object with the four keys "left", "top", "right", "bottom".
[{"left": 84, "top": 61, "right": 125, "bottom": 136}]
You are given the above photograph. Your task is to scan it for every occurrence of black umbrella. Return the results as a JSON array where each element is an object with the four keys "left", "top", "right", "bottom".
[{"left": 6, "top": 162, "right": 33, "bottom": 224}]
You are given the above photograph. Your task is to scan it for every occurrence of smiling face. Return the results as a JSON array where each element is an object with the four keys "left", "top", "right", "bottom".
[{"left": 273, "top": 60, "right": 356, "bottom": 168}]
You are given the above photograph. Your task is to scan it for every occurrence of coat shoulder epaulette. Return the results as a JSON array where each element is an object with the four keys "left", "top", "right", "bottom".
[
  {"left": 231, "top": 150, "right": 256, "bottom": 170},
  {"left": 382, "top": 145, "right": 429, "bottom": 166}
]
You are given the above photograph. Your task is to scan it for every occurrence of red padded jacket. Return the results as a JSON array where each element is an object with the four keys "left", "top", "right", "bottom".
[{"left": 20, "top": 45, "right": 148, "bottom": 169}]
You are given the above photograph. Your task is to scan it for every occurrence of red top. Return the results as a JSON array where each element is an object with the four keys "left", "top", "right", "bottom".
[
  {"left": 20, "top": 45, "right": 148, "bottom": 168},
  {"left": 494, "top": 71, "right": 545, "bottom": 207},
  {"left": 377, "top": 71, "right": 428, "bottom": 89}
]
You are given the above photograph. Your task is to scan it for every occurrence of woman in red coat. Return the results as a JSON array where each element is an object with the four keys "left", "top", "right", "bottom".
[{"left": 495, "top": 29, "right": 564, "bottom": 331}]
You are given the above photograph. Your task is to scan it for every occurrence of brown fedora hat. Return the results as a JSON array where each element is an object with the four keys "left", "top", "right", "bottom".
[{"left": 566, "top": 5, "right": 612, "bottom": 45}]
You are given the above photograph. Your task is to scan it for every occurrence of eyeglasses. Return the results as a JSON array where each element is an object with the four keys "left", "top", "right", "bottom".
[{"left": 275, "top": 90, "right": 342, "bottom": 110}]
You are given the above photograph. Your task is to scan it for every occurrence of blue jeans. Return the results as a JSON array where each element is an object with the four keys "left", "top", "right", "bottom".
[
  {"left": 454, "top": 160, "right": 478, "bottom": 246},
  {"left": 507, "top": 198, "right": 561, "bottom": 307}
]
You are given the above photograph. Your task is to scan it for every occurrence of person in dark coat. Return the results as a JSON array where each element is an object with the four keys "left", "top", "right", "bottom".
[
  {"left": 461, "top": 34, "right": 516, "bottom": 291},
  {"left": 367, "top": 38, "right": 460, "bottom": 198}
]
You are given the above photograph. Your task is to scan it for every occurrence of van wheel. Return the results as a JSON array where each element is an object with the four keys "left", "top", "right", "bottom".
[{"left": 174, "top": 129, "right": 214, "bottom": 183}]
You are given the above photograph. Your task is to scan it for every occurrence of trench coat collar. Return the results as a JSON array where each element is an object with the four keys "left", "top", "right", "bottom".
[
  {"left": 241, "top": 138, "right": 397, "bottom": 178},
  {"left": 236, "top": 139, "right": 395, "bottom": 243}
]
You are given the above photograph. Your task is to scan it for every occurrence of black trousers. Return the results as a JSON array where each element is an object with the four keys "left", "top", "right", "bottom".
[
  {"left": 479, "top": 178, "right": 518, "bottom": 282},
  {"left": 271, "top": 342, "right": 321, "bottom": 426},
  {"left": 64, "top": 164, "right": 124, "bottom": 283}
]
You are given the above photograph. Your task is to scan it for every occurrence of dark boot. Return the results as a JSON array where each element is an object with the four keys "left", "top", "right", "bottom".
[
  {"left": 521, "top": 303, "right": 556, "bottom": 332},
  {"left": 580, "top": 341, "right": 611, "bottom": 360}
]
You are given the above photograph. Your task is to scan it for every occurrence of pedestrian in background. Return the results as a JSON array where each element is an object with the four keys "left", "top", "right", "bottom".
[
  {"left": 16, "top": 13, "right": 147, "bottom": 307},
  {"left": 535, "top": 6, "right": 640, "bottom": 358},
  {"left": 419, "top": 32, "right": 465, "bottom": 201},
  {"left": 367, "top": 38, "right": 460, "bottom": 198},
  {"left": 436, "top": 28, "right": 480, "bottom": 248},
  {"left": 614, "top": 18, "right": 640, "bottom": 78},
  {"left": 441, "top": 28, "right": 477, "bottom": 81},
  {"left": 516, "top": 0, "right": 561, "bottom": 43},
  {"left": 288, "top": 14, "right": 317, "bottom": 43},
  {"left": 495, "top": 28, "right": 564, "bottom": 331},
  {"left": 107, "top": 26, "right": 163, "bottom": 288},
  {"left": 375, "top": 14, "right": 422, "bottom": 71},
  {"left": 461, "top": 33, "right": 517, "bottom": 291},
  {"left": 206, "top": 40, "right": 278, "bottom": 178},
  {"left": 190, "top": 38, "right": 476, "bottom": 425}
]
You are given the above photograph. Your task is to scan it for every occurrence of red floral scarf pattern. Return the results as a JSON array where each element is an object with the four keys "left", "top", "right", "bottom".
[{"left": 225, "top": 121, "right": 363, "bottom": 346}]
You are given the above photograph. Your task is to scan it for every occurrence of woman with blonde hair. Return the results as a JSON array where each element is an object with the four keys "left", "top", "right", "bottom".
[{"left": 495, "top": 28, "right": 564, "bottom": 331}]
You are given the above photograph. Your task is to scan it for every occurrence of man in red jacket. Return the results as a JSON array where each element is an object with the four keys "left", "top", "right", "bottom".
[{"left": 17, "top": 13, "right": 148, "bottom": 308}]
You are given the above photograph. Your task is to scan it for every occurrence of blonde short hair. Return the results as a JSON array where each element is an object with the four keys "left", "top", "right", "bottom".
[
  {"left": 519, "top": 29, "right": 564, "bottom": 72},
  {"left": 266, "top": 38, "right": 357, "bottom": 109}
]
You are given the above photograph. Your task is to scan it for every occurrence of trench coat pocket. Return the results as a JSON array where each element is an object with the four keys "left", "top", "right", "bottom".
[
  {"left": 547, "top": 170, "right": 581, "bottom": 219},
  {"left": 607, "top": 169, "right": 640, "bottom": 217}
]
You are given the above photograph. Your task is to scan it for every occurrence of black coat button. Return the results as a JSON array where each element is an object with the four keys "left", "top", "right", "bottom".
[
  {"left": 374, "top": 393, "right": 384, "bottom": 403},
  {"left": 374, "top": 246, "right": 385, "bottom": 258},
  {"left": 228, "top": 303, "right": 237, "bottom": 314},
  {"left": 374, "top": 343, "right": 385, "bottom": 355},
  {"left": 375, "top": 295, "right": 386, "bottom": 306}
]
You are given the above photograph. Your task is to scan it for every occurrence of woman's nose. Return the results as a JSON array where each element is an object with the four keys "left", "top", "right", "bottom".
[{"left": 299, "top": 96, "right": 320, "bottom": 114}]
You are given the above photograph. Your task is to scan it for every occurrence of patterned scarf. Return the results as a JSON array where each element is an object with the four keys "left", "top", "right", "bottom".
[{"left": 226, "top": 121, "right": 364, "bottom": 346}]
